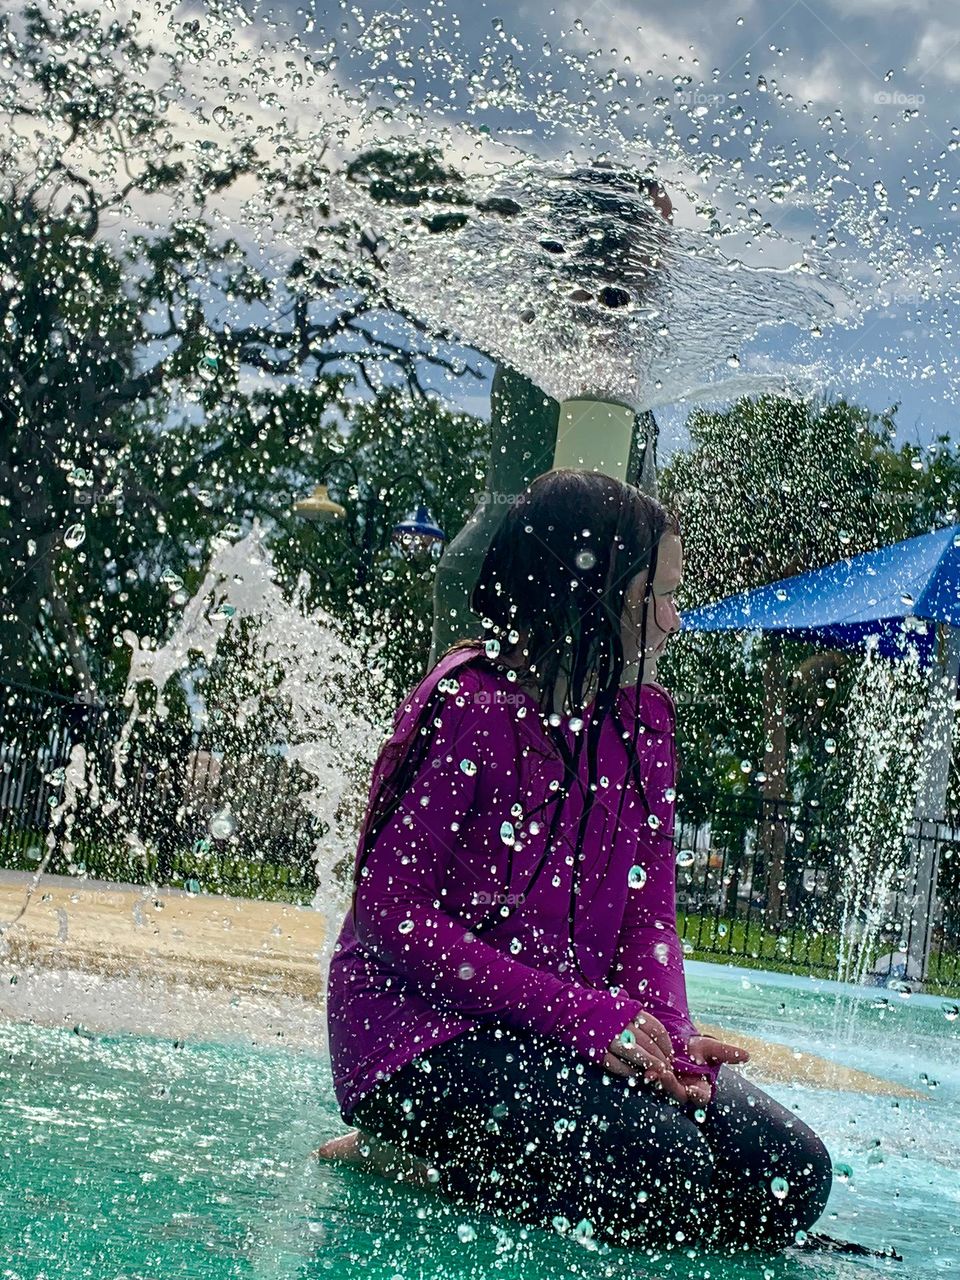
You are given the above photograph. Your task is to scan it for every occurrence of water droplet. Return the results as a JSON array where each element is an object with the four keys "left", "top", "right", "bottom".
[
  {"left": 208, "top": 805, "right": 237, "bottom": 841},
  {"left": 770, "top": 1176, "right": 790, "bottom": 1200},
  {"left": 459, "top": 758, "right": 477, "bottom": 776},
  {"left": 664, "top": 787, "right": 676, "bottom": 802},
  {"left": 628, "top": 865, "right": 647, "bottom": 890},
  {"left": 834, "top": 1162, "right": 853, "bottom": 1183},
  {"left": 64, "top": 523, "right": 86, "bottom": 549},
  {"left": 646, "top": 812, "right": 661, "bottom": 829},
  {"left": 499, "top": 821, "right": 515, "bottom": 845},
  {"left": 509, "top": 937, "right": 522, "bottom": 955},
  {"left": 942, "top": 1004, "right": 959, "bottom": 1021},
  {"left": 398, "top": 919, "right": 414, "bottom": 934},
  {"left": 485, "top": 638, "right": 501, "bottom": 659},
  {"left": 457, "top": 964, "right": 475, "bottom": 980},
  {"left": 717, "top": 922, "right": 729, "bottom": 938},
  {"left": 574, "top": 549, "right": 597, "bottom": 571},
  {"left": 457, "top": 1223, "right": 477, "bottom": 1243},
  {"left": 619, "top": 1027, "right": 636, "bottom": 1047},
  {"left": 653, "top": 942, "right": 671, "bottom": 965},
  {"left": 552, "top": 1215, "right": 571, "bottom": 1234},
  {"left": 676, "top": 849, "right": 696, "bottom": 868},
  {"left": 694, "top": 1107, "right": 707, "bottom": 1123},
  {"left": 567, "top": 716, "right": 584, "bottom": 733},
  {"left": 824, "top": 738, "right": 837, "bottom": 755}
]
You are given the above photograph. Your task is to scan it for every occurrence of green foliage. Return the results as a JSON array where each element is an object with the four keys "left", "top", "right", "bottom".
[
  {"left": 345, "top": 146, "right": 469, "bottom": 208},
  {"left": 0, "top": 2, "right": 487, "bottom": 701},
  {"left": 667, "top": 394, "right": 916, "bottom": 593},
  {"left": 659, "top": 394, "right": 960, "bottom": 809}
]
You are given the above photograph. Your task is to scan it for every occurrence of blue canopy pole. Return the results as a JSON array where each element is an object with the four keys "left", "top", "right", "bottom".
[
  {"left": 760, "top": 632, "right": 789, "bottom": 930},
  {"left": 905, "top": 623, "right": 960, "bottom": 982}
]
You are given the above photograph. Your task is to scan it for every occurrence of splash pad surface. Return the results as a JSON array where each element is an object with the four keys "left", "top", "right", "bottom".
[{"left": 0, "top": 884, "right": 955, "bottom": 1278}]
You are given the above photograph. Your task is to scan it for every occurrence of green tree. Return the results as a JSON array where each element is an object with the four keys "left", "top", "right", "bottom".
[
  {"left": 0, "top": 3, "right": 485, "bottom": 697},
  {"left": 659, "top": 395, "right": 960, "bottom": 810}
]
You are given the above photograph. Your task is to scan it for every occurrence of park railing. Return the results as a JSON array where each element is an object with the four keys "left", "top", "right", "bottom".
[
  {"left": 673, "top": 790, "right": 960, "bottom": 992},
  {"left": 1, "top": 679, "right": 958, "bottom": 989},
  {"left": 0, "top": 680, "right": 322, "bottom": 902}
]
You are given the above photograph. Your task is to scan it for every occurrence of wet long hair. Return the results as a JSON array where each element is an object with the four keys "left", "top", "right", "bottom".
[{"left": 352, "top": 469, "right": 681, "bottom": 982}]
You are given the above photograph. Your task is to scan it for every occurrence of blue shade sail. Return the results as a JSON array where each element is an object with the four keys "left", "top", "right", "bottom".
[{"left": 680, "top": 525, "right": 960, "bottom": 666}]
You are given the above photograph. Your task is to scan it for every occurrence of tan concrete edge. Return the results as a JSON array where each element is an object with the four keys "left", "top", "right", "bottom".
[{"left": 0, "top": 877, "right": 923, "bottom": 1099}]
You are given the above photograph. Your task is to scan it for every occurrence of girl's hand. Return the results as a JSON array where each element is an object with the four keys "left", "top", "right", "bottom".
[
  {"left": 676, "top": 1073, "right": 713, "bottom": 1106},
  {"left": 678, "top": 1035, "right": 750, "bottom": 1107},
  {"left": 603, "top": 1014, "right": 688, "bottom": 1103}
]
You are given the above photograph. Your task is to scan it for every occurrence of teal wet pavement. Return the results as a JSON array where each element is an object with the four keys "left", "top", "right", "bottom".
[{"left": 0, "top": 966, "right": 956, "bottom": 1279}]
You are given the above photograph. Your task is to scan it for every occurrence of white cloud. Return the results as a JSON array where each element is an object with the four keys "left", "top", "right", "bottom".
[{"left": 911, "top": 20, "right": 960, "bottom": 84}]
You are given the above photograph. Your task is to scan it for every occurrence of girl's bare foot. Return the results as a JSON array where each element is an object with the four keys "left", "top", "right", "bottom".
[
  {"left": 313, "top": 1131, "right": 367, "bottom": 1165},
  {"left": 313, "top": 1128, "right": 434, "bottom": 1188}
]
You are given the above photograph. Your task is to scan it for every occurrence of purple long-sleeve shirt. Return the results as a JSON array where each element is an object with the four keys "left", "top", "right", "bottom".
[{"left": 326, "top": 643, "right": 713, "bottom": 1121}]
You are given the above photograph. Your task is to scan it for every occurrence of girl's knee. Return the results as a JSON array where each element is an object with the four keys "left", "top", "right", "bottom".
[
  {"left": 792, "top": 1127, "right": 833, "bottom": 1229},
  {"left": 587, "top": 1104, "right": 715, "bottom": 1243},
  {"left": 746, "top": 1124, "right": 833, "bottom": 1248}
]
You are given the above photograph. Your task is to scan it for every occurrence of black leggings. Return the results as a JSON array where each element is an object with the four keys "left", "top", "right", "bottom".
[{"left": 350, "top": 1020, "right": 833, "bottom": 1252}]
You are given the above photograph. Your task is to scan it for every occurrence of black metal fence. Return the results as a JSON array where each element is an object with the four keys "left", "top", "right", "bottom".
[
  {"left": 0, "top": 680, "right": 322, "bottom": 902},
  {"left": 1, "top": 679, "right": 958, "bottom": 989},
  {"left": 673, "top": 791, "right": 960, "bottom": 991}
]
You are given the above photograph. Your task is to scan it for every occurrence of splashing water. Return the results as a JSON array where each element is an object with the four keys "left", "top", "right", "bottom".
[
  {"left": 327, "top": 156, "right": 855, "bottom": 410},
  {"left": 108, "top": 524, "right": 395, "bottom": 945},
  {"left": 834, "top": 645, "right": 928, "bottom": 987}
]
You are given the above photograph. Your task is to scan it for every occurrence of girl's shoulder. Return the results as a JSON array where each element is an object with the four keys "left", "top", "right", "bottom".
[
  {"left": 625, "top": 680, "right": 676, "bottom": 733},
  {"left": 387, "top": 643, "right": 490, "bottom": 738}
]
